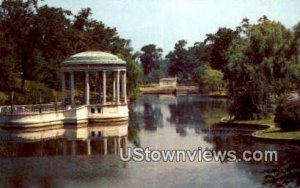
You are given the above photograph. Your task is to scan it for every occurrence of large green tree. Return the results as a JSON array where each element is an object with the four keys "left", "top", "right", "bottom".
[
  {"left": 166, "top": 40, "right": 199, "bottom": 82},
  {"left": 140, "top": 44, "right": 162, "bottom": 76},
  {"left": 225, "top": 17, "right": 300, "bottom": 120},
  {"left": 0, "top": 0, "right": 39, "bottom": 90},
  {"left": 205, "top": 27, "right": 239, "bottom": 70}
]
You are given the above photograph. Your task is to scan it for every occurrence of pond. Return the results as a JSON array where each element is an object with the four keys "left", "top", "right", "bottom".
[{"left": 0, "top": 95, "right": 299, "bottom": 188}]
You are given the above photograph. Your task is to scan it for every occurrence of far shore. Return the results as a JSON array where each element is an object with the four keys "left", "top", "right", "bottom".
[{"left": 139, "top": 84, "right": 229, "bottom": 97}]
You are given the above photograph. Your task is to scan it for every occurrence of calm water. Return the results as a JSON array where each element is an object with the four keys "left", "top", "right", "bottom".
[{"left": 0, "top": 95, "right": 299, "bottom": 188}]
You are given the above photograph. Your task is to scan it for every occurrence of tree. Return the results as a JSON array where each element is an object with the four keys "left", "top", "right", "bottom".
[
  {"left": 225, "top": 17, "right": 300, "bottom": 120},
  {"left": 126, "top": 59, "right": 143, "bottom": 98},
  {"left": 0, "top": 1, "right": 142, "bottom": 104},
  {"left": 0, "top": 0, "right": 39, "bottom": 90},
  {"left": 34, "top": 5, "right": 73, "bottom": 89},
  {"left": 140, "top": 44, "right": 162, "bottom": 76},
  {"left": 198, "top": 65, "right": 226, "bottom": 92},
  {"left": 166, "top": 40, "right": 199, "bottom": 82},
  {"left": 205, "top": 27, "right": 239, "bottom": 70}
]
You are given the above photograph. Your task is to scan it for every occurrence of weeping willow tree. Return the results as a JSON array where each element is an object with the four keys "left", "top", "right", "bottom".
[{"left": 224, "top": 16, "right": 300, "bottom": 120}]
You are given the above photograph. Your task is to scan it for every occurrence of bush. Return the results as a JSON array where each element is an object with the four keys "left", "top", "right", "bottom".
[
  {"left": 14, "top": 81, "right": 55, "bottom": 104},
  {"left": 274, "top": 100, "right": 300, "bottom": 130},
  {"left": 0, "top": 92, "right": 9, "bottom": 105}
]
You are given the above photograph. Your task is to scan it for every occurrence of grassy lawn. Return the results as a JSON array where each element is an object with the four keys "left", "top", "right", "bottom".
[
  {"left": 256, "top": 129, "right": 300, "bottom": 139},
  {"left": 232, "top": 118, "right": 275, "bottom": 125},
  {"left": 222, "top": 116, "right": 300, "bottom": 140}
]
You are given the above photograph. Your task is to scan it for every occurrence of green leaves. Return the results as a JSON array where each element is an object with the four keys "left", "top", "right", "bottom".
[
  {"left": 225, "top": 17, "right": 300, "bottom": 120},
  {"left": 0, "top": 0, "right": 141, "bottom": 104}
]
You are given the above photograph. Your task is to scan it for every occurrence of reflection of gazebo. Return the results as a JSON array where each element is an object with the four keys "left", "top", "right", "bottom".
[{"left": 61, "top": 51, "right": 127, "bottom": 106}]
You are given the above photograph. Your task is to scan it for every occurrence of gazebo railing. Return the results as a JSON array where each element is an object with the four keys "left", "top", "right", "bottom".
[{"left": 0, "top": 103, "right": 68, "bottom": 115}]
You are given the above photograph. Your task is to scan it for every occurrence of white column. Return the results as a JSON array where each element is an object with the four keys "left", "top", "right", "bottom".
[
  {"left": 122, "top": 71, "right": 127, "bottom": 104},
  {"left": 61, "top": 72, "right": 66, "bottom": 104},
  {"left": 70, "top": 71, "right": 75, "bottom": 106},
  {"left": 116, "top": 70, "right": 120, "bottom": 104},
  {"left": 85, "top": 71, "right": 90, "bottom": 105},
  {"left": 117, "top": 136, "right": 121, "bottom": 154},
  {"left": 98, "top": 72, "right": 102, "bottom": 102},
  {"left": 87, "top": 139, "right": 91, "bottom": 155},
  {"left": 113, "top": 72, "right": 116, "bottom": 102},
  {"left": 114, "top": 137, "right": 117, "bottom": 154},
  {"left": 103, "top": 138, "right": 107, "bottom": 155},
  {"left": 102, "top": 71, "right": 106, "bottom": 105}
]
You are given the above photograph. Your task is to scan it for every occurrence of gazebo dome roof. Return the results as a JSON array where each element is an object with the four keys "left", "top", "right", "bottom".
[{"left": 62, "top": 51, "right": 126, "bottom": 65}]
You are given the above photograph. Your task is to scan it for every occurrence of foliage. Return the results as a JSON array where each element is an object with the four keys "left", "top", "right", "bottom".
[
  {"left": 126, "top": 60, "right": 143, "bottom": 98},
  {"left": 275, "top": 100, "right": 300, "bottom": 130},
  {"left": 0, "top": 0, "right": 141, "bottom": 104},
  {"left": 140, "top": 44, "right": 162, "bottom": 76},
  {"left": 0, "top": 92, "right": 8, "bottom": 104},
  {"left": 205, "top": 27, "right": 239, "bottom": 70},
  {"left": 225, "top": 16, "right": 300, "bottom": 120},
  {"left": 166, "top": 40, "right": 200, "bottom": 82},
  {"left": 14, "top": 80, "right": 55, "bottom": 104},
  {"left": 198, "top": 65, "right": 226, "bottom": 92}
]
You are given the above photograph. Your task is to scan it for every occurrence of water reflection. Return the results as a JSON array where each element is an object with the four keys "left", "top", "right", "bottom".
[
  {"left": 0, "top": 122, "right": 128, "bottom": 158},
  {"left": 131, "top": 95, "right": 300, "bottom": 187},
  {"left": 204, "top": 126, "right": 300, "bottom": 187},
  {"left": 0, "top": 95, "right": 299, "bottom": 188}
]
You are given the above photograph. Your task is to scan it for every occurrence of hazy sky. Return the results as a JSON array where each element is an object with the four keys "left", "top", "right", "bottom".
[{"left": 42, "top": 0, "right": 300, "bottom": 54}]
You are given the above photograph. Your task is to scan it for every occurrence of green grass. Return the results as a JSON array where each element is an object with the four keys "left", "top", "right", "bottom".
[
  {"left": 256, "top": 130, "right": 300, "bottom": 139},
  {"left": 222, "top": 116, "right": 300, "bottom": 140},
  {"left": 231, "top": 117, "right": 275, "bottom": 125},
  {"left": 205, "top": 111, "right": 228, "bottom": 127}
]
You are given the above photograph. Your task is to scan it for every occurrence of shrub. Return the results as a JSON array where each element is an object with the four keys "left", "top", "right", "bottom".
[
  {"left": 274, "top": 100, "right": 300, "bottom": 130},
  {"left": 14, "top": 81, "right": 55, "bottom": 104},
  {"left": 0, "top": 92, "right": 9, "bottom": 105}
]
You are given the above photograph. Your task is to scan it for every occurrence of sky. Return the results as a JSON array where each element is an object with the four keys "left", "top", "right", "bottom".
[{"left": 41, "top": 0, "right": 300, "bottom": 54}]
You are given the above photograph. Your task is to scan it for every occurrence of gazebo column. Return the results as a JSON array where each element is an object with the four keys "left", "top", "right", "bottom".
[
  {"left": 114, "top": 137, "right": 117, "bottom": 154},
  {"left": 103, "top": 138, "right": 108, "bottom": 155},
  {"left": 61, "top": 72, "right": 66, "bottom": 104},
  {"left": 113, "top": 72, "right": 116, "bottom": 102},
  {"left": 98, "top": 72, "right": 102, "bottom": 102},
  {"left": 70, "top": 71, "right": 75, "bottom": 106},
  {"left": 116, "top": 70, "right": 120, "bottom": 104},
  {"left": 85, "top": 71, "right": 90, "bottom": 105},
  {"left": 86, "top": 139, "right": 91, "bottom": 155},
  {"left": 122, "top": 71, "right": 127, "bottom": 104},
  {"left": 117, "top": 136, "right": 121, "bottom": 154},
  {"left": 102, "top": 71, "right": 107, "bottom": 105}
]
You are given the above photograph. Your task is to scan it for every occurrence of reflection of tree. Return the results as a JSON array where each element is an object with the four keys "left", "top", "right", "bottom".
[
  {"left": 128, "top": 104, "right": 141, "bottom": 147},
  {"left": 143, "top": 103, "right": 163, "bottom": 131},
  {"left": 263, "top": 151, "right": 300, "bottom": 187},
  {"left": 167, "top": 97, "right": 228, "bottom": 135},
  {"left": 204, "top": 126, "right": 300, "bottom": 187}
]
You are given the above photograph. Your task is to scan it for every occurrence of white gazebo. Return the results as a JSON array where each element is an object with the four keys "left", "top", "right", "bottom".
[
  {"left": 60, "top": 51, "right": 128, "bottom": 123},
  {"left": 0, "top": 51, "right": 128, "bottom": 127},
  {"left": 61, "top": 51, "right": 127, "bottom": 106}
]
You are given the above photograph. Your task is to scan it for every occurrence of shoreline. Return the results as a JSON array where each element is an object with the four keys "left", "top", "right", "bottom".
[
  {"left": 218, "top": 117, "right": 300, "bottom": 143},
  {"left": 140, "top": 85, "right": 229, "bottom": 97}
]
